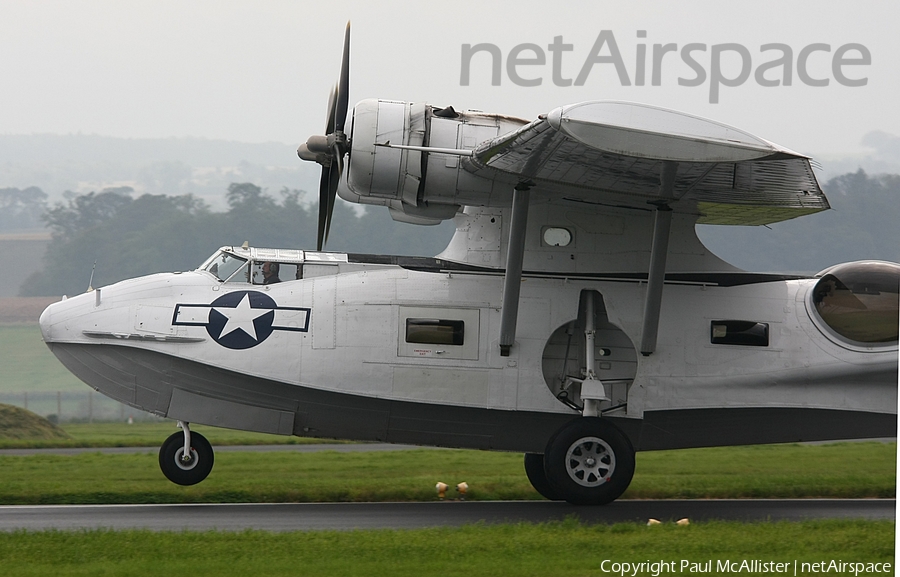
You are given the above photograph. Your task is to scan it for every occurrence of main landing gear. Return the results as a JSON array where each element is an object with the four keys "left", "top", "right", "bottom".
[
  {"left": 159, "top": 421, "right": 215, "bottom": 486},
  {"left": 525, "top": 417, "right": 635, "bottom": 505}
]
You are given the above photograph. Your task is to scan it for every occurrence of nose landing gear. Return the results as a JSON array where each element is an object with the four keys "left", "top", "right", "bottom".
[{"left": 158, "top": 421, "right": 215, "bottom": 486}]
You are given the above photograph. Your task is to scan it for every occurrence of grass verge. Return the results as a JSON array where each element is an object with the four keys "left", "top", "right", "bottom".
[
  {"left": 0, "top": 421, "right": 327, "bottom": 449},
  {"left": 0, "top": 442, "right": 893, "bottom": 504},
  {"left": 0, "top": 324, "right": 83, "bottom": 393},
  {"left": 0, "top": 520, "right": 893, "bottom": 577}
]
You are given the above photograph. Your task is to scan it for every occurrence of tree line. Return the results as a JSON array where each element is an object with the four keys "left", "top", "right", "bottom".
[
  {"left": 696, "top": 169, "right": 900, "bottom": 272},
  {"left": 0, "top": 186, "right": 47, "bottom": 230},
  {"left": 21, "top": 183, "right": 454, "bottom": 296},
  {"left": 9, "top": 169, "right": 900, "bottom": 296}
]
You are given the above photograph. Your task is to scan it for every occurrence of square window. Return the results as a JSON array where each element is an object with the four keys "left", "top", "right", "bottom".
[
  {"left": 710, "top": 320, "right": 769, "bottom": 347},
  {"left": 405, "top": 319, "right": 465, "bottom": 346}
]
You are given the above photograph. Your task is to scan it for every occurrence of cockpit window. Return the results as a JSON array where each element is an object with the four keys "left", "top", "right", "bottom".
[
  {"left": 204, "top": 252, "right": 249, "bottom": 283},
  {"left": 810, "top": 261, "right": 900, "bottom": 345},
  {"left": 251, "top": 262, "right": 301, "bottom": 284}
]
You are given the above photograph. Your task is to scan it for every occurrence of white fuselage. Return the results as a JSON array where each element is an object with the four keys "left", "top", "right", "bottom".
[{"left": 38, "top": 204, "right": 898, "bottom": 451}]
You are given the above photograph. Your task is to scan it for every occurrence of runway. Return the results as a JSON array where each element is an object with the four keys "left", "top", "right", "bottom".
[{"left": 0, "top": 499, "right": 893, "bottom": 532}]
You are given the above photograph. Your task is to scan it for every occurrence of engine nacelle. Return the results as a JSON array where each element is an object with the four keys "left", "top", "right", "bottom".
[
  {"left": 345, "top": 99, "right": 425, "bottom": 206},
  {"left": 340, "top": 98, "right": 523, "bottom": 224}
]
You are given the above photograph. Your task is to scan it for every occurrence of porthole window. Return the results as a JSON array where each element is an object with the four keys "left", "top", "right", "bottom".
[
  {"left": 542, "top": 227, "right": 573, "bottom": 247},
  {"left": 809, "top": 261, "right": 900, "bottom": 345}
]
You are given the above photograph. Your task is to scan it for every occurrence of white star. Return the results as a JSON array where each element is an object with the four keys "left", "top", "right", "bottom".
[{"left": 214, "top": 293, "right": 270, "bottom": 341}]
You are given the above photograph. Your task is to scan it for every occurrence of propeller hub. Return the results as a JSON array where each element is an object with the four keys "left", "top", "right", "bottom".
[{"left": 306, "top": 135, "right": 330, "bottom": 154}]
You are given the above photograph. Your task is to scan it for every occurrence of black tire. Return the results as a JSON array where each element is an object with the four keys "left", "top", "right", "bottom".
[
  {"left": 524, "top": 453, "right": 564, "bottom": 501},
  {"left": 544, "top": 418, "right": 635, "bottom": 505},
  {"left": 159, "top": 431, "right": 214, "bottom": 486}
]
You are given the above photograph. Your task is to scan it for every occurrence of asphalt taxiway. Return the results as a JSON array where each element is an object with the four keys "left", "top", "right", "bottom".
[{"left": 0, "top": 499, "right": 892, "bottom": 532}]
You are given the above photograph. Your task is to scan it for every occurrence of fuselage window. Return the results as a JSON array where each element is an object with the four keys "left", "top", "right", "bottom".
[
  {"left": 710, "top": 320, "right": 769, "bottom": 346},
  {"left": 405, "top": 319, "right": 465, "bottom": 346}
]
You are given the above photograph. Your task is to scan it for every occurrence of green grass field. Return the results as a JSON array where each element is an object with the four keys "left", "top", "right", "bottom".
[
  {"left": 0, "top": 441, "right": 893, "bottom": 504},
  {"left": 0, "top": 520, "right": 893, "bottom": 577},
  {"left": 0, "top": 421, "right": 314, "bottom": 448},
  {"left": 0, "top": 324, "right": 84, "bottom": 393}
]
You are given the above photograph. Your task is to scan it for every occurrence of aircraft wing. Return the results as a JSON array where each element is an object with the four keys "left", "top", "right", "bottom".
[{"left": 464, "top": 101, "right": 828, "bottom": 225}]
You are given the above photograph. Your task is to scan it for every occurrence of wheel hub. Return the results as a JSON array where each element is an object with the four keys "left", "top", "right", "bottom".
[
  {"left": 564, "top": 436, "right": 615, "bottom": 487},
  {"left": 174, "top": 448, "right": 200, "bottom": 471}
]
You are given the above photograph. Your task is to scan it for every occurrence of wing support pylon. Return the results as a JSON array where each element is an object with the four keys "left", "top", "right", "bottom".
[
  {"left": 639, "top": 161, "right": 678, "bottom": 356},
  {"left": 499, "top": 182, "right": 532, "bottom": 356}
]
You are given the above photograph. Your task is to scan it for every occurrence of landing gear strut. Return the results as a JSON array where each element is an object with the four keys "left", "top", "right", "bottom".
[
  {"left": 541, "top": 418, "right": 635, "bottom": 505},
  {"left": 158, "top": 421, "right": 214, "bottom": 486}
]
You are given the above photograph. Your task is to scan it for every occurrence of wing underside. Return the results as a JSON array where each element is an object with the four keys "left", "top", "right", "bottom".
[{"left": 465, "top": 102, "right": 828, "bottom": 226}]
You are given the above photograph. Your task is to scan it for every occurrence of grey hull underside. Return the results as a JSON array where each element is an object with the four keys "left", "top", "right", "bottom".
[{"left": 48, "top": 343, "right": 896, "bottom": 453}]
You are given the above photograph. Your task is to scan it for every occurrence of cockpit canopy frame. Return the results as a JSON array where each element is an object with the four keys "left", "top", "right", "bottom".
[{"left": 198, "top": 246, "right": 348, "bottom": 285}]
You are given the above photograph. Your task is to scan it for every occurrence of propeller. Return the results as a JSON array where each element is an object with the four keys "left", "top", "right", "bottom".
[{"left": 297, "top": 22, "right": 351, "bottom": 251}]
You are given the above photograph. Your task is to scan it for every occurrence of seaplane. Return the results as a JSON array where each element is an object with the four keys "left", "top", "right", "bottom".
[{"left": 39, "top": 25, "right": 898, "bottom": 505}]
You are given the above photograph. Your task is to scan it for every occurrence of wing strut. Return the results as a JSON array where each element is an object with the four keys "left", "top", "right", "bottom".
[
  {"left": 499, "top": 182, "right": 532, "bottom": 356},
  {"left": 640, "top": 161, "right": 678, "bottom": 356}
]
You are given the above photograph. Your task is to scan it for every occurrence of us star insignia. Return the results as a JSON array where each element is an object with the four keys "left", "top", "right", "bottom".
[{"left": 172, "top": 290, "right": 310, "bottom": 349}]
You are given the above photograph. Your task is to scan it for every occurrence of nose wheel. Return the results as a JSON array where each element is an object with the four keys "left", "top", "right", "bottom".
[
  {"left": 158, "top": 423, "right": 214, "bottom": 486},
  {"left": 542, "top": 417, "right": 635, "bottom": 505}
]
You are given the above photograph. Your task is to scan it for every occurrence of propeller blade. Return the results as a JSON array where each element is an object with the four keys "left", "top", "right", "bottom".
[
  {"left": 334, "top": 22, "right": 350, "bottom": 134},
  {"left": 331, "top": 141, "right": 344, "bottom": 175},
  {"left": 325, "top": 83, "right": 337, "bottom": 136},
  {"left": 324, "top": 159, "right": 340, "bottom": 248},
  {"left": 316, "top": 167, "right": 330, "bottom": 251}
]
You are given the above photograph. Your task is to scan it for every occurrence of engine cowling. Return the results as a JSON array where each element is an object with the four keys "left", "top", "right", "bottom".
[
  {"left": 340, "top": 98, "right": 518, "bottom": 224},
  {"left": 345, "top": 100, "right": 424, "bottom": 205},
  {"left": 342, "top": 99, "right": 458, "bottom": 224}
]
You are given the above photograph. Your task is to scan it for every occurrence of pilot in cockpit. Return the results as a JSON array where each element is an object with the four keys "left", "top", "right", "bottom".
[{"left": 262, "top": 262, "right": 281, "bottom": 285}]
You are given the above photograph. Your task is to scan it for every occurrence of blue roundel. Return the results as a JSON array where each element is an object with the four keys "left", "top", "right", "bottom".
[{"left": 206, "top": 291, "right": 277, "bottom": 350}]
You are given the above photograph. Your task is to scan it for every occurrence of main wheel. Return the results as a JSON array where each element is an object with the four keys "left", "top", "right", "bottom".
[
  {"left": 159, "top": 431, "right": 214, "bottom": 486},
  {"left": 524, "top": 453, "right": 564, "bottom": 501},
  {"left": 543, "top": 418, "right": 635, "bottom": 505}
]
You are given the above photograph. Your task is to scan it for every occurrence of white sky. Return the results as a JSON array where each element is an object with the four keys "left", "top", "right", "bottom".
[{"left": 1, "top": 0, "right": 897, "bottom": 158}]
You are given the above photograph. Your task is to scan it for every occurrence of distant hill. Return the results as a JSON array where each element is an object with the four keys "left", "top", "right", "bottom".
[{"left": 0, "top": 134, "right": 320, "bottom": 211}]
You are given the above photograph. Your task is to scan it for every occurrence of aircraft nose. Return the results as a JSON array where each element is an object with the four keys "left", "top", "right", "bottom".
[
  {"left": 39, "top": 296, "right": 74, "bottom": 344},
  {"left": 39, "top": 299, "right": 59, "bottom": 343}
]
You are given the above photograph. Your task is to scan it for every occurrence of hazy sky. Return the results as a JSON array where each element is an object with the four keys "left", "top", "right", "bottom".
[{"left": 1, "top": 0, "right": 896, "bottom": 158}]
